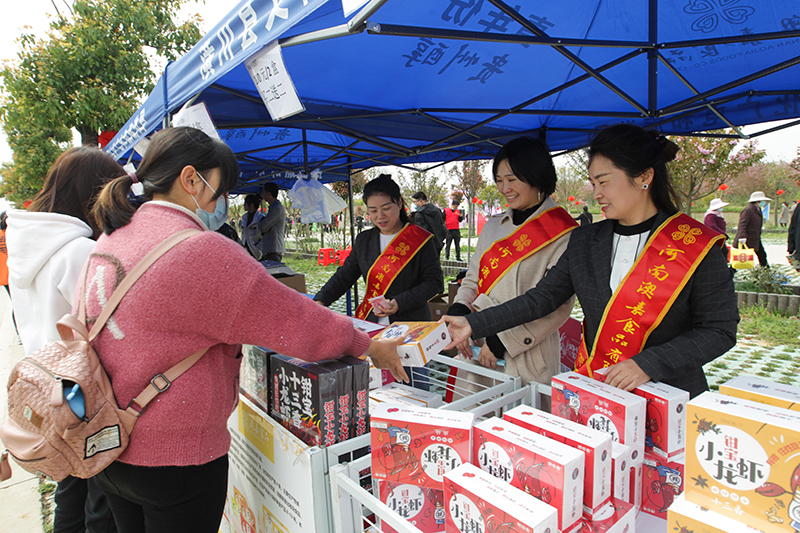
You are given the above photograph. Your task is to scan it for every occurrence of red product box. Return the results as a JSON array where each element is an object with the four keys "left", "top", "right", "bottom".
[
  {"left": 444, "top": 463, "right": 558, "bottom": 533},
  {"left": 641, "top": 451, "right": 684, "bottom": 519},
  {"left": 370, "top": 404, "right": 474, "bottom": 490},
  {"left": 474, "top": 417, "right": 584, "bottom": 531},
  {"left": 339, "top": 355, "right": 370, "bottom": 438},
  {"left": 611, "top": 443, "right": 635, "bottom": 507},
  {"left": 634, "top": 380, "right": 689, "bottom": 460},
  {"left": 503, "top": 404, "right": 612, "bottom": 518},
  {"left": 378, "top": 481, "right": 445, "bottom": 533},
  {"left": 551, "top": 372, "right": 646, "bottom": 460},
  {"left": 575, "top": 497, "right": 636, "bottom": 533}
]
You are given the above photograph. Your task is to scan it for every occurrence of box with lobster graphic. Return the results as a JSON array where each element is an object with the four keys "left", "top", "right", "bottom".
[
  {"left": 503, "top": 404, "right": 612, "bottom": 518},
  {"left": 719, "top": 375, "right": 800, "bottom": 412},
  {"left": 668, "top": 493, "right": 768, "bottom": 533},
  {"left": 377, "top": 481, "right": 445, "bottom": 533},
  {"left": 641, "top": 450, "right": 684, "bottom": 519},
  {"left": 444, "top": 463, "right": 558, "bottom": 533},
  {"left": 635, "top": 380, "right": 689, "bottom": 460},
  {"left": 370, "top": 404, "right": 474, "bottom": 490},
  {"left": 551, "top": 372, "right": 646, "bottom": 460},
  {"left": 473, "top": 417, "right": 584, "bottom": 531},
  {"left": 685, "top": 391, "right": 800, "bottom": 533},
  {"left": 574, "top": 497, "right": 636, "bottom": 533}
]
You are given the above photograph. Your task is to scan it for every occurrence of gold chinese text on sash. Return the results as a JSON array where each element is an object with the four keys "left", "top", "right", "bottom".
[
  {"left": 477, "top": 207, "right": 577, "bottom": 296},
  {"left": 355, "top": 224, "right": 432, "bottom": 320},
  {"left": 575, "top": 213, "right": 725, "bottom": 378}
]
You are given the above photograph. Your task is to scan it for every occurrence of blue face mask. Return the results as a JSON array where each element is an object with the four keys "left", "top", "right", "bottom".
[{"left": 192, "top": 172, "right": 228, "bottom": 231}]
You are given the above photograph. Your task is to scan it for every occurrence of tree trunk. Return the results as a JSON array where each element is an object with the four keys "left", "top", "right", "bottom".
[{"left": 77, "top": 125, "right": 99, "bottom": 147}]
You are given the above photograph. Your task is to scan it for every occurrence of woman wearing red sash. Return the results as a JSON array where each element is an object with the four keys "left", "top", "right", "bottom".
[
  {"left": 442, "top": 124, "right": 738, "bottom": 398},
  {"left": 447, "top": 137, "right": 577, "bottom": 386},
  {"left": 315, "top": 175, "right": 444, "bottom": 386}
]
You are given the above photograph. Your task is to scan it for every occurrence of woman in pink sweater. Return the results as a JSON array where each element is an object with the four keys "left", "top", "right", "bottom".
[{"left": 85, "top": 127, "right": 406, "bottom": 533}]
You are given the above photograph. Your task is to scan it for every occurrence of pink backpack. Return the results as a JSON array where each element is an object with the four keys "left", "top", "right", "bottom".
[{"left": 0, "top": 229, "right": 206, "bottom": 481}]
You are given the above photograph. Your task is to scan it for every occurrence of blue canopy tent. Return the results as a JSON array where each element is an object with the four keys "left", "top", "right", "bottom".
[{"left": 105, "top": 0, "right": 800, "bottom": 192}]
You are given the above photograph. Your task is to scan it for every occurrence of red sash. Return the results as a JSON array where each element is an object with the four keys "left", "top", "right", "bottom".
[
  {"left": 575, "top": 213, "right": 725, "bottom": 378},
  {"left": 355, "top": 224, "right": 432, "bottom": 320},
  {"left": 477, "top": 207, "right": 577, "bottom": 296}
]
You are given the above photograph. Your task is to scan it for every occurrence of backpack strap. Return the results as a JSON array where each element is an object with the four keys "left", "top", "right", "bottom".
[
  {"left": 124, "top": 346, "right": 209, "bottom": 418},
  {"left": 80, "top": 228, "right": 201, "bottom": 341}
]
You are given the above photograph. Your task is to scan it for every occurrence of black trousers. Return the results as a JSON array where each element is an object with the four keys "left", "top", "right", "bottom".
[
  {"left": 54, "top": 475, "right": 117, "bottom": 533},
  {"left": 445, "top": 229, "right": 461, "bottom": 260},
  {"left": 756, "top": 240, "right": 768, "bottom": 267},
  {"left": 94, "top": 455, "right": 228, "bottom": 533}
]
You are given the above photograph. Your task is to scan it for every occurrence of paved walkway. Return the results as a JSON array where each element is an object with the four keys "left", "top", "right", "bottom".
[{"left": 0, "top": 290, "right": 44, "bottom": 532}]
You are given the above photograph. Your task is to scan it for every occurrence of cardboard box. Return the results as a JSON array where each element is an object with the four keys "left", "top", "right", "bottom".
[
  {"left": 474, "top": 417, "right": 585, "bottom": 531},
  {"left": 631, "top": 455, "right": 643, "bottom": 516},
  {"left": 370, "top": 404, "right": 474, "bottom": 489},
  {"left": 448, "top": 282, "right": 460, "bottom": 307},
  {"left": 274, "top": 273, "right": 306, "bottom": 293},
  {"left": 369, "top": 366, "right": 394, "bottom": 390},
  {"left": 684, "top": 391, "right": 800, "bottom": 533},
  {"left": 641, "top": 451, "right": 684, "bottom": 519},
  {"left": 428, "top": 294, "right": 449, "bottom": 321},
  {"left": 667, "top": 493, "right": 768, "bottom": 533},
  {"left": 378, "top": 322, "right": 451, "bottom": 367},
  {"left": 635, "top": 380, "right": 689, "bottom": 460},
  {"left": 318, "top": 359, "right": 354, "bottom": 443},
  {"left": 378, "top": 481, "right": 445, "bottom": 533},
  {"left": 719, "top": 375, "right": 800, "bottom": 412},
  {"left": 377, "top": 383, "right": 443, "bottom": 408},
  {"left": 611, "top": 443, "right": 634, "bottom": 507},
  {"left": 339, "top": 355, "right": 370, "bottom": 438},
  {"left": 444, "top": 463, "right": 558, "bottom": 533},
  {"left": 504, "top": 404, "right": 612, "bottom": 517},
  {"left": 270, "top": 354, "right": 340, "bottom": 447},
  {"left": 551, "top": 372, "right": 646, "bottom": 460},
  {"left": 349, "top": 316, "right": 386, "bottom": 338},
  {"left": 574, "top": 497, "right": 636, "bottom": 533}
]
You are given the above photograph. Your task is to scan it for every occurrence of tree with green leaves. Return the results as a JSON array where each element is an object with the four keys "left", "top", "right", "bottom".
[
  {"left": 0, "top": 0, "right": 201, "bottom": 205},
  {"left": 667, "top": 131, "right": 764, "bottom": 214},
  {"left": 396, "top": 167, "right": 448, "bottom": 208}
]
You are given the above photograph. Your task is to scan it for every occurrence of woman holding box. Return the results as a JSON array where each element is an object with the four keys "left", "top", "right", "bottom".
[
  {"left": 84, "top": 127, "right": 406, "bottom": 533},
  {"left": 314, "top": 174, "right": 443, "bottom": 387},
  {"left": 447, "top": 136, "right": 576, "bottom": 386},
  {"left": 442, "top": 124, "right": 738, "bottom": 398}
]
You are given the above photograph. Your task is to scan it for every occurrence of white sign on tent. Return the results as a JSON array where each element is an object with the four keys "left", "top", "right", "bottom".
[
  {"left": 172, "top": 101, "right": 220, "bottom": 139},
  {"left": 245, "top": 41, "right": 305, "bottom": 122},
  {"left": 342, "top": 0, "right": 369, "bottom": 18}
]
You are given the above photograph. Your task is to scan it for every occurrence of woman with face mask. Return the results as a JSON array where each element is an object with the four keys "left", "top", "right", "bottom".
[
  {"left": 734, "top": 191, "right": 770, "bottom": 267},
  {"left": 442, "top": 124, "right": 738, "bottom": 399},
  {"left": 86, "top": 127, "right": 407, "bottom": 532}
]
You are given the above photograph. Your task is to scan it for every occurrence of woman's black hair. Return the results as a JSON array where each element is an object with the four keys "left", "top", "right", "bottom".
[
  {"left": 93, "top": 127, "right": 239, "bottom": 234},
  {"left": 362, "top": 174, "right": 409, "bottom": 225},
  {"left": 588, "top": 124, "right": 681, "bottom": 214},
  {"left": 492, "top": 136, "right": 557, "bottom": 196}
]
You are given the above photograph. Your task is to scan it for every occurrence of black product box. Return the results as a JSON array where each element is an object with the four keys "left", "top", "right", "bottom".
[
  {"left": 338, "top": 355, "right": 370, "bottom": 438},
  {"left": 240, "top": 345, "right": 274, "bottom": 412},
  {"left": 270, "top": 354, "right": 338, "bottom": 447},
  {"left": 318, "top": 359, "right": 353, "bottom": 443}
]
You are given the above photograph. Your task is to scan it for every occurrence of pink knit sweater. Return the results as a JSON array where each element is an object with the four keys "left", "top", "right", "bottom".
[{"left": 79, "top": 202, "right": 370, "bottom": 466}]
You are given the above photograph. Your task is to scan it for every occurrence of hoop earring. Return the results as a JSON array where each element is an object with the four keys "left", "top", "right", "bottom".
[{"left": 642, "top": 184, "right": 649, "bottom": 190}]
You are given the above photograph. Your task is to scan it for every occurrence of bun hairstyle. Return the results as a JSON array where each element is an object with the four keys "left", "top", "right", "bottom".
[
  {"left": 492, "top": 136, "right": 557, "bottom": 197},
  {"left": 93, "top": 127, "right": 239, "bottom": 234},
  {"left": 588, "top": 124, "right": 681, "bottom": 214},
  {"left": 362, "top": 174, "right": 410, "bottom": 225}
]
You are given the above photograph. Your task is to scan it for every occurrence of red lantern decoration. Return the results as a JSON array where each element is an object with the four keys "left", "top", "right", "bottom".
[
  {"left": 574, "top": 201, "right": 580, "bottom": 205},
  {"left": 568, "top": 196, "right": 575, "bottom": 202},
  {"left": 23, "top": 200, "right": 32, "bottom": 209},
  {"left": 478, "top": 199, "right": 483, "bottom": 205},
  {"left": 718, "top": 183, "right": 729, "bottom": 191},
  {"left": 777, "top": 189, "right": 784, "bottom": 195},
  {"left": 504, "top": 204, "right": 509, "bottom": 208},
  {"left": 472, "top": 197, "right": 479, "bottom": 203}
]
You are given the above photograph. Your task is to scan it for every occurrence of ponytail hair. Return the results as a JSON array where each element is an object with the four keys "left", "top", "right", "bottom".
[
  {"left": 93, "top": 127, "right": 239, "bottom": 234},
  {"left": 588, "top": 124, "right": 681, "bottom": 214}
]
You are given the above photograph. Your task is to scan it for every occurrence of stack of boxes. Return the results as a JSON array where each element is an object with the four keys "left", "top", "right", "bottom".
[{"left": 672, "top": 377, "right": 800, "bottom": 533}]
